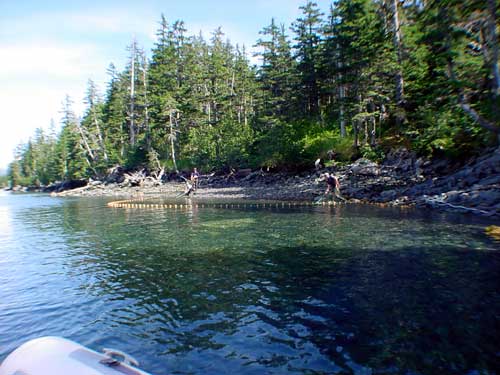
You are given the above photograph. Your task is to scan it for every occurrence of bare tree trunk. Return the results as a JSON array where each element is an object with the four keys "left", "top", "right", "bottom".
[
  {"left": 370, "top": 116, "right": 377, "bottom": 146},
  {"left": 339, "top": 85, "right": 346, "bottom": 137},
  {"left": 78, "top": 143, "right": 97, "bottom": 175},
  {"left": 390, "top": 0, "right": 405, "bottom": 127},
  {"left": 447, "top": 47, "right": 500, "bottom": 138},
  {"left": 368, "top": 101, "right": 377, "bottom": 146},
  {"left": 169, "top": 110, "right": 178, "bottom": 173},
  {"left": 460, "top": 103, "right": 500, "bottom": 134},
  {"left": 244, "top": 97, "right": 248, "bottom": 127},
  {"left": 379, "top": 103, "right": 386, "bottom": 134},
  {"left": 353, "top": 120, "right": 359, "bottom": 148},
  {"left": 487, "top": 0, "right": 499, "bottom": 98},
  {"left": 141, "top": 53, "right": 151, "bottom": 151},
  {"left": 120, "top": 135, "right": 125, "bottom": 158},
  {"left": 363, "top": 119, "right": 369, "bottom": 145},
  {"left": 76, "top": 122, "right": 95, "bottom": 162},
  {"left": 231, "top": 71, "right": 236, "bottom": 96},
  {"left": 487, "top": 0, "right": 499, "bottom": 137},
  {"left": 129, "top": 38, "right": 136, "bottom": 146},
  {"left": 91, "top": 109, "right": 108, "bottom": 162},
  {"left": 336, "top": 41, "right": 347, "bottom": 138}
]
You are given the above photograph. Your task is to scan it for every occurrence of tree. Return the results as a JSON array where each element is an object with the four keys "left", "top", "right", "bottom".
[
  {"left": 8, "top": 160, "right": 22, "bottom": 187},
  {"left": 388, "top": 0, "right": 406, "bottom": 127},
  {"left": 255, "top": 19, "right": 297, "bottom": 121},
  {"left": 324, "top": 0, "right": 389, "bottom": 146},
  {"left": 81, "top": 79, "right": 109, "bottom": 170},
  {"left": 59, "top": 96, "right": 89, "bottom": 179},
  {"left": 102, "top": 63, "right": 128, "bottom": 165},
  {"left": 128, "top": 38, "right": 138, "bottom": 147},
  {"left": 419, "top": 0, "right": 500, "bottom": 142},
  {"left": 292, "top": 1, "right": 324, "bottom": 117}
]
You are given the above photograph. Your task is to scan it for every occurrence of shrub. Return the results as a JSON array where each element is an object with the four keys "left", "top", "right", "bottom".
[
  {"left": 301, "top": 130, "right": 357, "bottom": 163},
  {"left": 360, "top": 144, "right": 385, "bottom": 163}
]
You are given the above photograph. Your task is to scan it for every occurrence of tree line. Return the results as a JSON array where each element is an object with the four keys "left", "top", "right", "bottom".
[{"left": 8, "top": 0, "right": 499, "bottom": 187}]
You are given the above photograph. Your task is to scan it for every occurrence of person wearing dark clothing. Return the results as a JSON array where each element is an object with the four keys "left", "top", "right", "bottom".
[{"left": 323, "top": 172, "right": 345, "bottom": 201}]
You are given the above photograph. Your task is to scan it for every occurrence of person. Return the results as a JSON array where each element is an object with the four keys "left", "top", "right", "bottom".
[
  {"left": 322, "top": 172, "right": 345, "bottom": 201},
  {"left": 177, "top": 175, "right": 195, "bottom": 197},
  {"left": 184, "top": 180, "right": 195, "bottom": 196},
  {"left": 315, "top": 158, "right": 324, "bottom": 170},
  {"left": 190, "top": 168, "right": 200, "bottom": 189}
]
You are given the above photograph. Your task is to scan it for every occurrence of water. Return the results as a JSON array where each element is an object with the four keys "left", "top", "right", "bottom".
[{"left": 0, "top": 191, "right": 499, "bottom": 375}]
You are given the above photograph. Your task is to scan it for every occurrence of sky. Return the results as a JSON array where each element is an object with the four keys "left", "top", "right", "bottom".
[{"left": 0, "top": 0, "right": 333, "bottom": 172}]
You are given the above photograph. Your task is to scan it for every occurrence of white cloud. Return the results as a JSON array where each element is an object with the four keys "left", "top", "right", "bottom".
[
  {"left": 0, "top": 41, "right": 111, "bottom": 169},
  {"left": 0, "top": 3, "right": 162, "bottom": 169},
  {"left": 0, "top": 0, "right": 335, "bottom": 170},
  {"left": 0, "top": 8, "right": 156, "bottom": 40},
  {"left": 1, "top": 42, "right": 101, "bottom": 80}
]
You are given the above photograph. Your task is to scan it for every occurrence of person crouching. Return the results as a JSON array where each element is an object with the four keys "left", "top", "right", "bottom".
[{"left": 322, "top": 172, "right": 345, "bottom": 201}]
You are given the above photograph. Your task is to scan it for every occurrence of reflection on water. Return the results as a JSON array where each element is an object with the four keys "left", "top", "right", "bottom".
[
  {"left": 0, "top": 205, "right": 11, "bottom": 238},
  {"left": 0, "top": 193, "right": 499, "bottom": 375}
]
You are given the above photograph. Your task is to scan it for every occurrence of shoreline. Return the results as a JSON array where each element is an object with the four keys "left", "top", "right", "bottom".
[{"left": 8, "top": 147, "right": 500, "bottom": 218}]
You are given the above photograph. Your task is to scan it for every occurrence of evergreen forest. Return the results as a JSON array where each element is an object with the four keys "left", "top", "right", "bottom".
[{"left": 8, "top": 0, "right": 500, "bottom": 187}]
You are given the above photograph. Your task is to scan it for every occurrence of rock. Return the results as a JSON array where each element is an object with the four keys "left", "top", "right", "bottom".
[
  {"left": 379, "top": 190, "right": 397, "bottom": 202},
  {"left": 89, "top": 179, "right": 103, "bottom": 186},
  {"left": 383, "top": 147, "right": 421, "bottom": 175},
  {"left": 475, "top": 175, "right": 500, "bottom": 186},
  {"left": 235, "top": 168, "right": 252, "bottom": 178},
  {"left": 106, "top": 165, "right": 126, "bottom": 184},
  {"left": 444, "top": 190, "right": 463, "bottom": 203},
  {"left": 472, "top": 190, "right": 500, "bottom": 206},
  {"left": 350, "top": 158, "right": 380, "bottom": 176},
  {"left": 43, "top": 146, "right": 498, "bottom": 218},
  {"left": 44, "top": 179, "right": 87, "bottom": 193},
  {"left": 428, "top": 159, "right": 451, "bottom": 175}
]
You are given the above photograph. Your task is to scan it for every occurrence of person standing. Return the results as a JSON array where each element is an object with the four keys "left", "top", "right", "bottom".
[{"left": 190, "top": 168, "right": 200, "bottom": 189}]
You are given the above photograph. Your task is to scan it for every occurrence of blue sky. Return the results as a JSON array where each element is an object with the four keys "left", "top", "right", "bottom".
[{"left": 0, "top": 0, "right": 333, "bottom": 171}]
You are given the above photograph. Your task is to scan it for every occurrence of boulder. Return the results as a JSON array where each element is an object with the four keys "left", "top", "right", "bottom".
[
  {"left": 379, "top": 189, "right": 397, "bottom": 202},
  {"left": 471, "top": 190, "right": 500, "bottom": 206},
  {"left": 106, "top": 166, "right": 126, "bottom": 184},
  {"left": 350, "top": 158, "right": 380, "bottom": 176},
  {"left": 44, "top": 179, "right": 88, "bottom": 193}
]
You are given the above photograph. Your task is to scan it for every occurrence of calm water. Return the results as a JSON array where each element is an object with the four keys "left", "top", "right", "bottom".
[{"left": 0, "top": 191, "right": 499, "bottom": 375}]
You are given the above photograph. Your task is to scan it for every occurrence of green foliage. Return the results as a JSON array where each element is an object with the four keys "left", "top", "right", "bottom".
[
  {"left": 254, "top": 124, "right": 358, "bottom": 169},
  {"left": 409, "top": 105, "right": 490, "bottom": 158},
  {"left": 0, "top": 174, "right": 8, "bottom": 188},
  {"left": 9, "top": 1, "right": 499, "bottom": 185},
  {"left": 360, "top": 144, "right": 385, "bottom": 163},
  {"left": 124, "top": 145, "right": 148, "bottom": 169},
  {"left": 251, "top": 120, "right": 303, "bottom": 169},
  {"left": 301, "top": 130, "right": 357, "bottom": 162}
]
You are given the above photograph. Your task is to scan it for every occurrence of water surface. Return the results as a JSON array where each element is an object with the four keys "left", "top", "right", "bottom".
[{"left": 0, "top": 191, "right": 498, "bottom": 374}]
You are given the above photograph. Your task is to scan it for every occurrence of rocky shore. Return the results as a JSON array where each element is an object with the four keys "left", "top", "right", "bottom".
[{"left": 11, "top": 147, "right": 500, "bottom": 218}]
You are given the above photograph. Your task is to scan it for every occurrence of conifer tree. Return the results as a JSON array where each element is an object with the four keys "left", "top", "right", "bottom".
[
  {"left": 292, "top": 1, "right": 324, "bottom": 117},
  {"left": 325, "top": 0, "right": 388, "bottom": 146},
  {"left": 255, "top": 19, "right": 297, "bottom": 121},
  {"left": 102, "top": 64, "right": 128, "bottom": 165},
  {"left": 81, "top": 79, "right": 109, "bottom": 170},
  {"left": 59, "top": 96, "right": 89, "bottom": 179}
]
